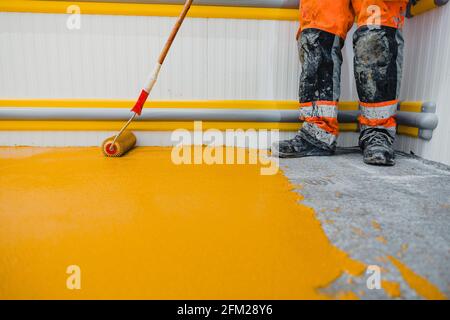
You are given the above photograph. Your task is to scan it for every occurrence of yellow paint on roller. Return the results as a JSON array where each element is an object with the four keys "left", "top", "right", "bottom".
[
  {"left": 0, "top": 146, "right": 365, "bottom": 299},
  {"left": 102, "top": 130, "right": 137, "bottom": 157},
  {"left": 389, "top": 256, "right": 447, "bottom": 300},
  {"left": 381, "top": 280, "right": 401, "bottom": 298}
]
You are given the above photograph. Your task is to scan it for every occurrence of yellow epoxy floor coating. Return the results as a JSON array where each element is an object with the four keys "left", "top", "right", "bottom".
[{"left": 0, "top": 147, "right": 365, "bottom": 299}]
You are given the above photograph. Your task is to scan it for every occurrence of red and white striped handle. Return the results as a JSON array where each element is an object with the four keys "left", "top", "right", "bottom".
[
  {"left": 130, "top": 0, "right": 193, "bottom": 116},
  {"left": 131, "top": 63, "right": 162, "bottom": 115}
]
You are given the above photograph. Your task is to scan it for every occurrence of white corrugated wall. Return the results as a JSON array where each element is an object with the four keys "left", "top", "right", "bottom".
[
  {"left": 0, "top": 7, "right": 449, "bottom": 164},
  {"left": 0, "top": 13, "right": 299, "bottom": 100},
  {"left": 396, "top": 6, "right": 450, "bottom": 165}
]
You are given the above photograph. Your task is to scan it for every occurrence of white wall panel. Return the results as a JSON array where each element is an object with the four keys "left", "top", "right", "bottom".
[
  {"left": 0, "top": 12, "right": 299, "bottom": 100},
  {"left": 395, "top": 6, "right": 450, "bottom": 165}
]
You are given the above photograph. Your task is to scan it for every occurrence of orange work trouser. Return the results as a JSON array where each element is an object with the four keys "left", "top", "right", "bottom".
[{"left": 297, "top": 0, "right": 407, "bottom": 149}]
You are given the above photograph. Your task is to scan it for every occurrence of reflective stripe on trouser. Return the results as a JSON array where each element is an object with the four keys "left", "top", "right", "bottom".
[
  {"left": 359, "top": 100, "right": 398, "bottom": 137},
  {"left": 300, "top": 101, "right": 339, "bottom": 148}
]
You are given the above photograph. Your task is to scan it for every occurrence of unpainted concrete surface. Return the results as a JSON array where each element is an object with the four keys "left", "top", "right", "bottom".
[{"left": 281, "top": 149, "right": 450, "bottom": 299}]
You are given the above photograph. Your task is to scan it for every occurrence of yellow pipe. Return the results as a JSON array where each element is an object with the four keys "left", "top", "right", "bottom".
[
  {"left": 0, "top": 120, "right": 361, "bottom": 132},
  {"left": 0, "top": 119, "right": 417, "bottom": 136},
  {"left": 398, "top": 101, "right": 423, "bottom": 113},
  {"left": 0, "top": 99, "right": 424, "bottom": 111},
  {"left": 398, "top": 125, "right": 420, "bottom": 137},
  {"left": 0, "top": 99, "right": 368, "bottom": 111},
  {"left": 0, "top": 0, "right": 298, "bottom": 21},
  {"left": 338, "top": 101, "right": 359, "bottom": 111},
  {"left": 409, "top": 0, "right": 448, "bottom": 17}
]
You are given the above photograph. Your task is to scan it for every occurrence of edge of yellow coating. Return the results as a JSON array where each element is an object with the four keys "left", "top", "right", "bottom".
[
  {"left": 381, "top": 280, "right": 401, "bottom": 298},
  {"left": 0, "top": 0, "right": 298, "bottom": 21},
  {"left": 336, "top": 291, "right": 360, "bottom": 300},
  {"left": 0, "top": 146, "right": 365, "bottom": 299},
  {"left": 389, "top": 256, "right": 447, "bottom": 300}
]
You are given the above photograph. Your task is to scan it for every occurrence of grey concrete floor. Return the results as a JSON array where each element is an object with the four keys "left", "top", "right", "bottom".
[{"left": 280, "top": 149, "right": 450, "bottom": 299}]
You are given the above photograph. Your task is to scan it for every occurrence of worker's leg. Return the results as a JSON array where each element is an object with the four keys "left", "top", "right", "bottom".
[
  {"left": 352, "top": 0, "right": 407, "bottom": 165},
  {"left": 272, "top": 0, "right": 354, "bottom": 158},
  {"left": 297, "top": 29, "right": 343, "bottom": 151}
]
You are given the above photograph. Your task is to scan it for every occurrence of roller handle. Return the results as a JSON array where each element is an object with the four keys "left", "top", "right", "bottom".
[
  {"left": 132, "top": 89, "right": 150, "bottom": 115},
  {"left": 158, "top": 0, "right": 194, "bottom": 65},
  {"left": 131, "top": 0, "right": 194, "bottom": 115}
]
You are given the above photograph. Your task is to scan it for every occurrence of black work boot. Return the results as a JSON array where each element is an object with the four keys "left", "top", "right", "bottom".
[
  {"left": 271, "top": 131, "right": 335, "bottom": 159},
  {"left": 359, "top": 128, "right": 396, "bottom": 166}
]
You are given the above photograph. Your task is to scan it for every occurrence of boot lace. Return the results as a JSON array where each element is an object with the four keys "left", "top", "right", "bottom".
[{"left": 360, "top": 129, "right": 394, "bottom": 148}]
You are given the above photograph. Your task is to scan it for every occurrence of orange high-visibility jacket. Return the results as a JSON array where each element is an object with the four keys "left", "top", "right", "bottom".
[{"left": 298, "top": 0, "right": 408, "bottom": 39}]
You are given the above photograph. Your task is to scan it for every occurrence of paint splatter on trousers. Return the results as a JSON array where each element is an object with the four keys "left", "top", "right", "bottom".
[{"left": 298, "top": 26, "right": 404, "bottom": 149}]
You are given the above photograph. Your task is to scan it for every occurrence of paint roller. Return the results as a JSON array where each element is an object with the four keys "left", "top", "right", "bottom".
[{"left": 102, "top": 0, "right": 194, "bottom": 157}]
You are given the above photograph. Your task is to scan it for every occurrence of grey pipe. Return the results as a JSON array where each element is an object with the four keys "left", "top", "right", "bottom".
[
  {"left": 78, "top": 0, "right": 299, "bottom": 8},
  {"left": 0, "top": 107, "right": 439, "bottom": 130},
  {"left": 0, "top": 107, "right": 298, "bottom": 122},
  {"left": 397, "top": 111, "right": 439, "bottom": 130}
]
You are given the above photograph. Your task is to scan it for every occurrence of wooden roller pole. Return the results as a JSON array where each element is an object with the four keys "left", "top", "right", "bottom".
[
  {"left": 158, "top": 0, "right": 194, "bottom": 65},
  {"left": 109, "top": 0, "right": 194, "bottom": 151},
  {"left": 132, "top": 0, "right": 194, "bottom": 116}
]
